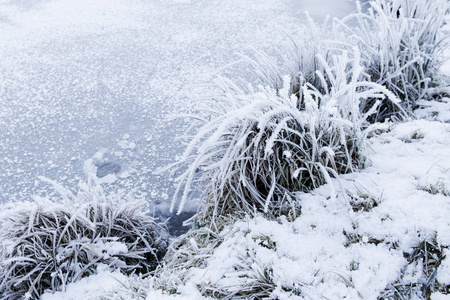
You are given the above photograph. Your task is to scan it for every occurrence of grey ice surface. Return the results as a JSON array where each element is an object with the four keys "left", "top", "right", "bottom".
[{"left": 0, "top": 0, "right": 361, "bottom": 234}]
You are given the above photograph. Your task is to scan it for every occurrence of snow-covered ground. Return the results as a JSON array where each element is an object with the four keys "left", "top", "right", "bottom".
[
  {"left": 3, "top": 0, "right": 449, "bottom": 299},
  {"left": 39, "top": 110, "right": 450, "bottom": 299},
  {"left": 152, "top": 118, "right": 450, "bottom": 300}
]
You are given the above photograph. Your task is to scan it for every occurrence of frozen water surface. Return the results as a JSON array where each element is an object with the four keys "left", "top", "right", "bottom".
[
  {"left": 0, "top": 0, "right": 360, "bottom": 229},
  {"left": 290, "top": 0, "right": 370, "bottom": 21}
]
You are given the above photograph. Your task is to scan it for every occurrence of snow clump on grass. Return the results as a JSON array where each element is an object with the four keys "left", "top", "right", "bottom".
[{"left": 0, "top": 178, "right": 169, "bottom": 300}]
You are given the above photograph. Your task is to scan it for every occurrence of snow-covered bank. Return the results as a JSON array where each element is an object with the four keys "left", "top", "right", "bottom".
[
  {"left": 38, "top": 113, "right": 450, "bottom": 300},
  {"left": 2, "top": 0, "right": 450, "bottom": 299},
  {"left": 151, "top": 117, "right": 450, "bottom": 299}
]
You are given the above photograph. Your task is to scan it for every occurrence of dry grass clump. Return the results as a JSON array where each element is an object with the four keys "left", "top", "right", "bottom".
[
  {"left": 153, "top": 220, "right": 297, "bottom": 299},
  {"left": 167, "top": 50, "right": 400, "bottom": 228},
  {"left": 247, "top": 0, "right": 448, "bottom": 122},
  {"left": 243, "top": 16, "right": 329, "bottom": 100},
  {"left": 200, "top": 253, "right": 299, "bottom": 299},
  {"left": 335, "top": 0, "right": 449, "bottom": 122},
  {"left": 347, "top": 185, "right": 383, "bottom": 213},
  {"left": 417, "top": 180, "right": 450, "bottom": 197},
  {"left": 0, "top": 179, "right": 169, "bottom": 299},
  {"left": 153, "top": 218, "right": 309, "bottom": 299},
  {"left": 161, "top": 0, "right": 449, "bottom": 227}
]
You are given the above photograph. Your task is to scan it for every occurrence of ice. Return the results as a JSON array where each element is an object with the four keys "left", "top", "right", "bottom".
[
  {"left": 3, "top": 0, "right": 450, "bottom": 298},
  {"left": 290, "top": 0, "right": 371, "bottom": 21},
  {"left": 0, "top": 0, "right": 312, "bottom": 216}
]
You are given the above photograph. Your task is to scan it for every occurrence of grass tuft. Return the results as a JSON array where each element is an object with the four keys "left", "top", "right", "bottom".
[
  {"left": 347, "top": 185, "right": 383, "bottom": 213},
  {"left": 167, "top": 50, "right": 401, "bottom": 228},
  {"left": 0, "top": 178, "right": 169, "bottom": 299},
  {"left": 153, "top": 226, "right": 225, "bottom": 295},
  {"left": 335, "top": 0, "right": 449, "bottom": 121}
]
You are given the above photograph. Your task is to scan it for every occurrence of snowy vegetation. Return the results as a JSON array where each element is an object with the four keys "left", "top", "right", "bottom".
[
  {"left": 168, "top": 0, "right": 446, "bottom": 227},
  {"left": 0, "top": 179, "right": 169, "bottom": 299},
  {"left": 336, "top": 0, "right": 448, "bottom": 121},
  {"left": 149, "top": 1, "right": 450, "bottom": 299},
  {"left": 1, "top": 0, "right": 450, "bottom": 299}
]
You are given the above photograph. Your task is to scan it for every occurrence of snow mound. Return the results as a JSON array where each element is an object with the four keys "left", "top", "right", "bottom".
[{"left": 41, "top": 268, "right": 129, "bottom": 300}]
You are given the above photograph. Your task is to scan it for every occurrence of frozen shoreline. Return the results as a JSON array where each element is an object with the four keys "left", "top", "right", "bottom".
[
  {"left": 4, "top": 1, "right": 449, "bottom": 299},
  {"left": 0, "top": 0, "right": 359, "bottom": 213}
]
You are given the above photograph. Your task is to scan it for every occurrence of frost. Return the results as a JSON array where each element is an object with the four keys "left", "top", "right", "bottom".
[{"left": 2, "top": 0, "right": 450, "bottom": 299}]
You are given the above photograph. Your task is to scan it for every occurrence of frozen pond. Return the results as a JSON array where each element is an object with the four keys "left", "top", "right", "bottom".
[
  {"left": 290, "top": 0, "right": 370, "bottom": 21},
  {"left": 0, "top": 0, "right": 362, "bottom": 233}
]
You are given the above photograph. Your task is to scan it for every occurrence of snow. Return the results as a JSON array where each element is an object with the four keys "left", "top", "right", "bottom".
[
  {"left": 143, "top": 118, "right": 450, "bottom": 299},
  {"left": 40, "top": 268, "right": 129, "bottom": 300},
  {"left": 432, "top": 294, "right": 450, "bottom": 300},
  {"left": 45, "top": 116, "right": 450, "bottom": 299},
  {"left": 438, "top": 249, "right": 450, "bottom": 285},
  {"left": 2, "top": 0, "right": 450, "bottom": 299}
]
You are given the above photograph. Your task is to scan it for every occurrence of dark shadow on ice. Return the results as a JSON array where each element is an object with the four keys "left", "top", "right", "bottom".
[
  {"left": 95, "top": 162, "right": 122, "bottom": 178},
  {"left": 165, "top": 212, "right": 196, "bottom": 237}
]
